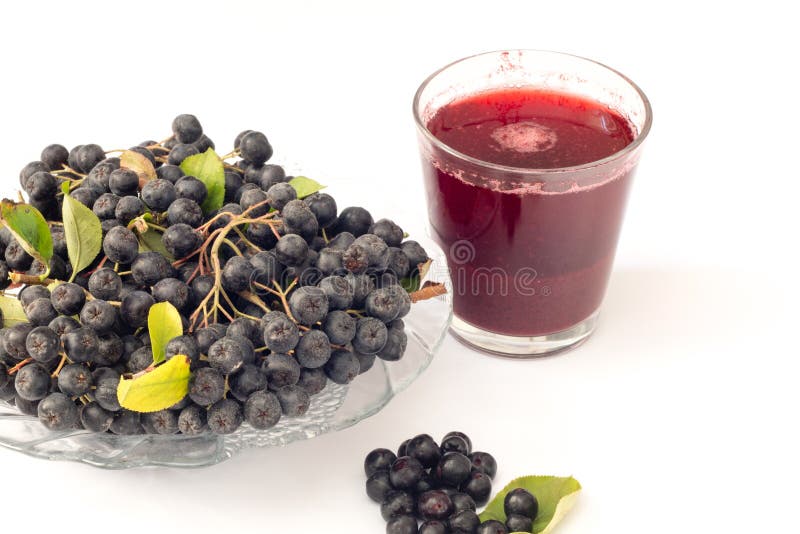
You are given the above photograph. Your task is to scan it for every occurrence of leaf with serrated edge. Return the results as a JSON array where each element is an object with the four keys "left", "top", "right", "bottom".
[
  {"left": 479, "top": 475, "right": 581, "bottom": 534},
  {"left": 136, "top": 226, "right": 174, "bottom": 260},
  {"left": 148, "top": 302, "right": 183, "bottom": 365},
  {"left": 62, "top": 189, "right": 102, "bottom": 281},
  {"left": 120, "top": 149, "right": 156, "bottom": 186},
  {"left": 180, "top": 148, "right": 225, "bottom": 214},
  {"left": 288, "top": 176, "right": 326, "bottom": 199},
  {"left": 0, "top": 295, "right": 27, "bottom": 327},
  {"left": 0, "top": 200, "right": 53, "bottom": 267},
  {"left": 117, "top": 355, "right": 191, "bottom": 413}
]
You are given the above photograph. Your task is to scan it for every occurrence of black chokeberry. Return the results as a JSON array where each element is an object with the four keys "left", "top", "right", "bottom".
[
  {"left": 503, "top": 488, "right": 538, "bottom": 519},
  {"left": 381, "top": 490, "right": 416, "bottom": 521},
  {"left": 505, "top": 514, "right": 533, "bottom": 533},
  {"left": 365, "top": 448, "right": 398, "bottom": 477},
  {"left": 449, "top": 510, "right": 480, "bottom": 533},
  {"left": 436, "top": 452, "right": 472, "bottom": 487},
  {"left": 407, "top": 433, "right": 442, "bottom": 469},
  {"left": 366, "top": 470, "right": 393, "bottom": 503},
  {"left": 418, "top": 490, "right": 455, "bottom": 521}
]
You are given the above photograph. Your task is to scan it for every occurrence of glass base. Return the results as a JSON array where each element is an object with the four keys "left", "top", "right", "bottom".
[{"left": 449, "top": 310, "right": 599, "bottom": 358}]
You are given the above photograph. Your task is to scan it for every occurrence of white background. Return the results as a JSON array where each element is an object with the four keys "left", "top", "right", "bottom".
[{"left": 1, "top": 1, "right": 798, "bottom": 533}]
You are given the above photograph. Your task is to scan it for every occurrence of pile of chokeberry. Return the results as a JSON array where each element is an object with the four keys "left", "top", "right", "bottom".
[
  {"left": 365, "top": 432, "right": 538, "bottom": 533},
  {"left": 0, "top": 114, "right": 437, "bottom": 436}
]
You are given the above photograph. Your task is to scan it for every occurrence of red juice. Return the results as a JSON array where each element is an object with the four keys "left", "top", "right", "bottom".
[{"left": 422, "top": 88, "right": 637, "bottom": 336}]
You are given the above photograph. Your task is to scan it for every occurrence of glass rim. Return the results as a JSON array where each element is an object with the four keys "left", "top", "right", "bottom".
[{"left": 412, "top": 49, "right": 653, "bottom": 175}]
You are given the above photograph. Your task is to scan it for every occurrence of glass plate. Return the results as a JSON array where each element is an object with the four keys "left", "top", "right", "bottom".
[{"left": 0, "top": 237, "right": 452, "bottom": 469}]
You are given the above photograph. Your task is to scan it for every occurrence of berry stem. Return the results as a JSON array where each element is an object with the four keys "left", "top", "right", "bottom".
[
  {"left": 8, "top": 273, "right": 56, "bottom": 286},
  {"left": 7, "top": 358, "right": 33, "bottom": 375},
  {"left": 50, "top": 354, "right": 68, "bottom": 378}
]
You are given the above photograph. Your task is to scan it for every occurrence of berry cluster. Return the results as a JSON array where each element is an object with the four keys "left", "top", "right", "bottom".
[
  {"left": 365, "top": 432, "right": 534, "bottom": 534},
  {"left": 1, "top": 114, "right": 433, "bottom": 435}
]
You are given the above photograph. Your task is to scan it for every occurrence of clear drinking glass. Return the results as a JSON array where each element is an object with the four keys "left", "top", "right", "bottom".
[{"left": 414, "top": 50, "right": 652, "bottom": 357}]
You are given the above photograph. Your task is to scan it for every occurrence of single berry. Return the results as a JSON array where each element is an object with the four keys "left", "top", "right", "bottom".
[
  {"left": 131, "top": 252, "right": 174, "bottom": 286},
  {"left": 370, "top": 218, "right": 404, "bottom": 247},
  {"left": 178, "top": 405, "right": 208, "bottom": 435},
  {"left": 386, "top": 515, "right": 418, "bottom": 534},
  {"left": 174, "top": 175, "right": 208, "bottom": 204},
  {"left": 172, "top": 114, "right": 203, "bottom": 144},
  {"left": 418, "top": 490, "right": 455, "bottom": 521},
  {"left": 323, "top": 349, "right": 360, "bottom": 384},
  {"left": 79, "top": 402, "right": 114, "bottom": 433},
  {"left": 261, "top": 352, "right": 301, "bottom": 389},
  {"left": 449, "top": 510, "right": 480, "bottom": 533},
  {"left": 162, "top": 223, "right": 201, "bottom": 258},
  {"left": 79, "top": 299, "right": 116, "bottom": 333},
  {"left": 288, "top": 286, "right": 329, "bottom": 326},
  {"left": 168, "top": 143, "right": 199, "bottom": 166},
  {"left": 207, "top": 398, "right": 243, "bottom": 434},
  {"left": 275, "top": 233, "right": 309, "bottom": 266},
  {"left": 436, "top": 452, "right": 472, "bottom": 487},
  {"left": 335, "top": 206, "right": 373, "bottom": 236},
  {"left": 365, "top": 448, "right": 398, "bottom": 477},
  {"left": 168, "top": 199, "right": 205, "bottom": 230},
  {"left": 58, "top": 363, "right": 94, "bottom": 396},
  {"left": 261, "top": 311, "right": 300, "bottom": 353},
  {"left": 152, "top": 278, "right": 191, "bottom": 310},
  {"left": 322, "top": 310, "right": 357, "bottom": 345},
  {"left": 381, "top": 490, "right": 416, "bottom": 521},
  {"left": 461, "top": 471, "right": 492, "bottom": 506},
  {"left": 207, "top": 337, "right": 247, "bottom": 375},
  {"left": 120, "top": 290, "right": 155, "bottom": 328},
  {"left": 37, "top": 393, "right": 79, "bottom": 430},
  {"left": 25, "top": 326, "right": 60, "bottom": 363},
  {"left": 239, "top": 131, "right": 272, "bottom": 165},
  {"left": 243, "top": 390, "right": 282, "bottom": 429},
  {"left": 303, "top": 192, "right": 337, "bottom": 228},
  {"left": 503, "top": 488, "right": 538, "bottom": 519},
  {"left": 141, "top": 410, "right": 179, "bottom": 434},
  {"left": 389, "top": 456, "right": 425, "bottom": 491},
  {"left": 295, "top": 329, "right": 331, "bottom": 369},
  {"left": 442, "top": 432, "right": 472, "bottom": 456},
  {"left": 103, "top": 226, "right": 139, "bottom": 264},
  {"left": 15, "top": 363, "right": 51, "bottom": 401},
  {"left": 110, "top": 410, "right": 142, "bottom": 435},
  {"left": 221, "top": 256, "right": 255, "bottom": 293},
  {"left": 141, "top": 178, "right": 177, "bottom": 211},
  {"left": 366, "top": 470, "right": 394, "bottom": 503},
  {"left": 469, "top": 452, "right": 498, "bottom": 479},
  {"left": 275, "top": 384, "right": 310, "bottom": 417},
  {"left": 451, "top": 493, "right": 476, "bottom": 514},
  {"left": 63, "top": 326, "right": 100, "bottom": 363},
  {"left": 353, "top": 317, "right": 388, "bottom": 354},
  {"left": 505, "top": 514, "right": 533, "bottom": 533},
  {"left": 407, "top": 434, "right": 442, "bottom": 469}
]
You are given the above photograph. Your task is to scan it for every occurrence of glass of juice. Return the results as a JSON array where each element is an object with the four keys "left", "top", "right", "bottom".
[{"left": 413, "top": 50, "right": 651, "bottom": 357}]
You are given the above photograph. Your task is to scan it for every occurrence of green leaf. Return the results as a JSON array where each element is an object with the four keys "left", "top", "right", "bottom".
[
  {"left": 400, "top": 258, "right": 432, "bottom": 293},
  {"left": 0, "top": 295, "right": 27, "bottom": 327},
  {"left": 62, "top": 189, "right": 102, "bottom": 282},
  {"left": 0, "top": 200, "right": 53, "bottom": 267},
  {"left": 288, "top": 176, "right": 326, "bottom": 199},
  {"left": 136, "top": 226, "right": 174, "bottom": 260},
  {"left": 148, "top": 302, "right": 183, "bottom": 365},
  {"left": 479, "top": 476, "right": 582, "bottom": 534},
  {"left": 120, "top": 149, "right": 156, "bottom": 186},
  {"left": 180, "top": 148, "right": 225, "bottom": 214},
  {"left": 117, "top": 355, "right": 191, "bottom": 413}
]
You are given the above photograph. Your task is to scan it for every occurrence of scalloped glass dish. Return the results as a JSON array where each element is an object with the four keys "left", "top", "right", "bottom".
[{"left": 0, "top": 237, "right": 451, "bottom": 469}]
